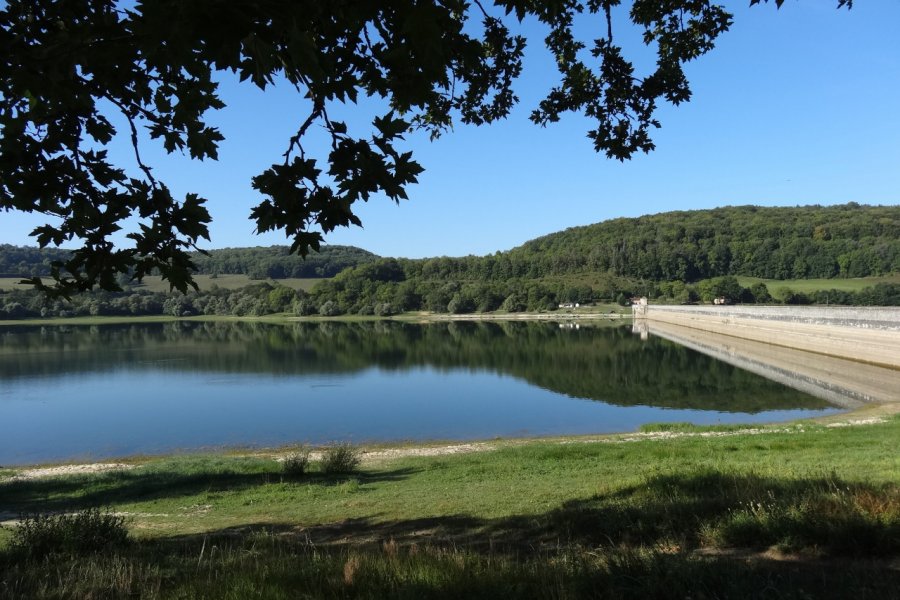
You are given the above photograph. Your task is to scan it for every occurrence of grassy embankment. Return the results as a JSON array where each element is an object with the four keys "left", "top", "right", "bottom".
[
  {"left": 1, "top": 417, "right": 898, "bottom": 598},
  {"left": 736, "top": 274, "right": 900, "bottom": 299}
]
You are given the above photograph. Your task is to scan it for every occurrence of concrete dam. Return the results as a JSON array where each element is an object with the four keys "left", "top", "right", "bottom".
[{"left": 632, "top": 304, "right": 900, "bottom": 406}]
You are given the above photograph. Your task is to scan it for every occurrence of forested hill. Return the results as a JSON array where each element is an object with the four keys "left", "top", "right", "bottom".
[
  {"left": 3, "top": 204, "right": 899, "bottom": 319},
  {"left": 503, "top": 204, "right": 899, "bottom": 281},
  {"left": 190, "top": 245, "right": 377, "bottom": 278},
  {"left": 0, "top": 244, "right": 378, "bottom": 278},
  {"left": 2, "top": 204, "right": 897, "bottom": 283}
]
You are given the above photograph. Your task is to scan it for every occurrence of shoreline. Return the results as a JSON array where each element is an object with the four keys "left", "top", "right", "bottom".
[
  {"left": 4, "top": 404, "right": 896, "bottom": 478},
  {"left": 0, "top": 310, "right": 631, "bottom": 327}
]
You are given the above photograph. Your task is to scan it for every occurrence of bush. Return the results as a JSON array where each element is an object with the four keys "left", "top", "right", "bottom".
[
  {"left": 282, "top": 448, "right": 311, "bottom": 477},
  {"left": 319, "top": 300, "right": 343, "bottom": 317},
  {"left": 500, "top": 294, "right": 525, "bottom": 313},
  {"left": 447, "top": 294, "right": 474, "bottom": 314},
  {"left": 9, "top": 508, "right": 129, "bottom": 558},
  {"left": 293, "top": 298, "right": 318, "bottom": 316},
  {"left": 321, "top": 443, "right": 361, "bottom": 474},
  {"left": 373, "top": 302, "right": 396, "bottom": 317}
]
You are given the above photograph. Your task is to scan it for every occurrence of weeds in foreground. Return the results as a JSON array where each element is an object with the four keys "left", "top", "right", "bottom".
[
  {"left": 1, "top": 533, "right": 898, "bottom": 600},
  {"left": 700, "top": 475, "right": 900, "bottom": 555},
  {"left": 281, "top": 447, "right": 311, "bottom": 477},
  {"left": 547, "top": 470, "right": 899, "bottom": 557},
  {"left": 321, "top": 443, "right": 361, "bottom": 474},
  {"left": 6, "top": 508, "right": 129, "bottom": 559},
  {"left": 638, "top": 422, "right": 785, "bottom": 434}
]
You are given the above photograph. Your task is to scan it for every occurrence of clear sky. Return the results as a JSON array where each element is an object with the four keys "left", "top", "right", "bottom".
[{"left": 4, "top": 1, "right": 899, "bottom": 258}]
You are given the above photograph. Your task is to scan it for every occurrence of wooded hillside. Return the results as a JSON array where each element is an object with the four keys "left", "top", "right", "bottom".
[
  {"left": 298, "top": 204, "right": 900, "bottom": 314},
  {"left": 0, "top": 244, "right": 378, "bottom": 279},
  {"left": 3, "top": 204, "right": 898, "bottom": 318},
  {"left": 411, "top": 203, "right": 899, "bottom": 282}
]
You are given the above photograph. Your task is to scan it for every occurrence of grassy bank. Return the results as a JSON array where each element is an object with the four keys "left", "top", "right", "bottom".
[
  {"left": 736, "top": 274, "right": 900, "bottom": 299},
  {"left": 1, "top": 417, "right": 898, "bottom": 598}
]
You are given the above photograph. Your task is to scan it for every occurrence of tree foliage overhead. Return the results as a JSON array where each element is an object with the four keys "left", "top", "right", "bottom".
[{"left": 2, "top": 0, "right": 802, "bottom": 295}]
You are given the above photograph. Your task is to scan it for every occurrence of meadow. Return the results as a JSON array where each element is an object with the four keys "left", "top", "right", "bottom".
[
  {"left": 735, "top": 274, "right": 900, "bottom": 298},
  {"left": 1, "top": 416, "right": 898, "bottom": 598}
]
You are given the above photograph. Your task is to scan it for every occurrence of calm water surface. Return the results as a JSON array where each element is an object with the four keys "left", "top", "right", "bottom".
[{"left": 0, "top": 321, "right": 839, "bottom": 465}]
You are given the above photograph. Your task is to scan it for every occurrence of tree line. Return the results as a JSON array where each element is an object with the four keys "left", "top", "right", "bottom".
[
  {"left": 403, "top": 204, "right": 900, "bottom": 282},
  {"left": 2, "top": 275, "right": 898, "bottom": 321},
  {"left": 0, "top": 244, "right": 377, "bottom": 279},
  {"left": 5, "top": 204, "right": 897, "bottom": 284},
  {"left": 7, "top": 204, "right": 898, "bottom": 282}
]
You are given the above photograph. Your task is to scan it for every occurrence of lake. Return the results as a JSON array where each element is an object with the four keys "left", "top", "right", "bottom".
[{"left": 0, "top": 320, "right": 840, "bottom": 465}]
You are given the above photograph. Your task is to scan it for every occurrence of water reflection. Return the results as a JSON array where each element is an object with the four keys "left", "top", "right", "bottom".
[
  {"left": 634, "top": 320, "right": 900, "bottom": 406},
  {"left": 0, "top": 321, "right": 839, "bottom": 464},
  {"left": 0, "top": 320, "right": 832, "bottom": 410}
]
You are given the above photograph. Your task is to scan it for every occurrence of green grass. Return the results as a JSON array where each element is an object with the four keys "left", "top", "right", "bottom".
[
  {"left": 1, "top": 417, "right": 899, "bottom": 597},
  {"left": 736, "top": 274, "right": 900, "bottom": 298},
  {"left": 637, "top": 421, "right": 786, "bottom": 434}
]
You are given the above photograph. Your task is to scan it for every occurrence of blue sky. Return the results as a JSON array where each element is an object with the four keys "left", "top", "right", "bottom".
[{"left": 5, "top": 1, "right": 899, "bottom": 258}]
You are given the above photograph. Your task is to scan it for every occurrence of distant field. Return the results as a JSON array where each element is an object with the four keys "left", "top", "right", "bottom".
[
  {"left": 735, "top": 274, "right": 900, "bottom": 298},
  {"left": 0, "top": 274, "right": 325, "bottom": 293},
  {"left": 3, "top": 273, "right": 896, "bottom": 297},
  {"left": 133, "top": 275, "right": 324, "bottom": 292}
]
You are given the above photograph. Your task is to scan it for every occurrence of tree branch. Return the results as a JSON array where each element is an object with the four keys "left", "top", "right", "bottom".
[
  {"left": 103, "top": 94, "right": 158, "bottom": 189},
  {"left": 283, "top": 101, "right": 323, "bottom": 165},
  {"left": 605, "top": 3, "right": 613, "bottom": 43}
]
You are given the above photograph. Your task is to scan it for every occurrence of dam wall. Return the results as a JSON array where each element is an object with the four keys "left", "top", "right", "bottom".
[
  {"left": 633, "top": 304, "right": 900, "bottom": 370},
  {"left": 634, "top": 320, "right": 900, "bottom": 406}
]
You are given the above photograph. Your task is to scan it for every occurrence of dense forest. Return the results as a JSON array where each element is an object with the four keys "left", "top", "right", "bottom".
[
  {"left": 0, "top": 245, "right": 71, "bottom": 277},
  {"left": 2, "top": 204, "right": 898, "bottom": 318},
  {"left": 293, "top": 204, "right": 900, "bottom": 314},
  {"left": 0, "top": 244, "right": 377, "bottom": 279},
  {"left": 190, "top": 245, "right": 378, "bottom": 278},
  {"left": 396, "top": 204, "right": 900, "bottom": 282},
  {"left": 4, "top": 204, "right": 897, "bottom": 282}
]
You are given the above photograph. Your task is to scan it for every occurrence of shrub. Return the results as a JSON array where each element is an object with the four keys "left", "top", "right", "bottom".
[
  {"left": 9, "top": 508, "right": 129, "bottom": 558},
  {"left": 282, "top": 448, "right": 311, "bottom": 477},
  {"left": 319, "top": 300, "right": 343, "bottom": 317},
  {"left": 321, "top": 443, "right": 361, "bottom": 474},
  {"left": 447, "top": 294, "right": 474, "bottom": 314},
  {"left": 373, "top": 302, "right": 396, "bottom": 317},
  {"left": 293, "top": 298, "right": 318, "bottom": 316}
]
